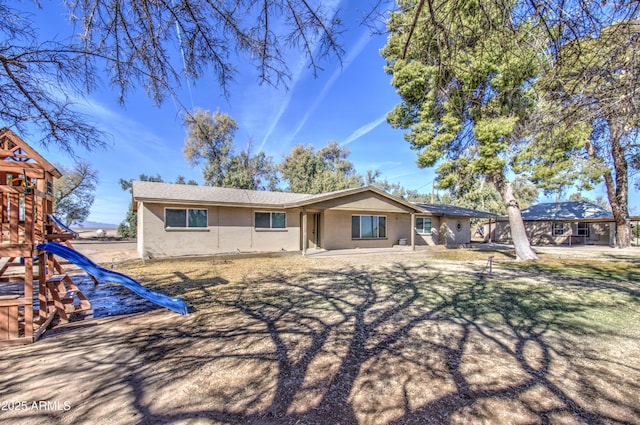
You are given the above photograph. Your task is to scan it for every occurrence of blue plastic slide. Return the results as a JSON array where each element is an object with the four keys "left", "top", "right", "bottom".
[
  {"left": 36, "top": 242, "right": 188, "bottom": 316},
  {"left": 48, "top": 214, "right": 79, "bottom": 238}
]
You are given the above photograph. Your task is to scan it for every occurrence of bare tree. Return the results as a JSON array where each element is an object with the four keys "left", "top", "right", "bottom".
[{"left": 1, "top": 1, "right": 345, "bottom": 153}]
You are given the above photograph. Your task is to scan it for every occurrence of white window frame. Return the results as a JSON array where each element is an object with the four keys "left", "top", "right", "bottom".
[
  {"left": 416, "top": 217, "right": 432, "bottom": 235},
  {"left": 552, "top": 222, "right": 567, "bottom": 236},
  {"left": 164, "top": 207, "right": 208, "bottom": 228},
  {"left": 351, "top": 215, "right": 387, "bottom": 239},
  {"left": 577, "top": 222, "right": 590, "bottom": 237},
  {"left": 255, "top": 211, "right": 287, "bottom": 229}
]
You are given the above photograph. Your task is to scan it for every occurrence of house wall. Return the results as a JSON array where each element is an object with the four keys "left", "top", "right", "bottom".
[
  {"left": 313, "top": 191, "right": 419, "bottom": 250},
  {"left": 137, "top": 202, "right": 302, "bottom": 258},
  {"left": 440, "top": 217, "right": 472, "bottom": 245},
  {"left": 135, "top": 191, "right": 475, "bottom": 258},
  {"left": 137, "top": 202, "right": 145, "bottom": 255},
  {"left": 321, "top": 210, "right": 412, "bottom": 250},
  {"left": 309, "top": 191, "right": 412, "bottom": 212},
  {"left": 414, "top": 216, "right": 441, "bottom": 246},
  {"left": 491, "top": 220, "right": 612, "bottom": 246},
  {"left": 413, "top": 216, "right": 471, "bottom": 246}
]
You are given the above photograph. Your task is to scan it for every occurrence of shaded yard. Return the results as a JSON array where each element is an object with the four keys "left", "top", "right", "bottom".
[{"left": 1, "top": 252, "right": 639, "bottom": 424}]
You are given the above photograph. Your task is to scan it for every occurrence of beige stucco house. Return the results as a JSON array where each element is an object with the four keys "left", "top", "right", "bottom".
[{"left": 132, "top": 181, "right": 487, "bottom": 258}]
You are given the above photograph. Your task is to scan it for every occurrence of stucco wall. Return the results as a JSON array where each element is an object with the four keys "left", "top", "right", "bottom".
[
  {"left": 136, "top": 192, "right": 476, "bottom": 258},
  {"left": 440, "top": 217, "right": 472, "bottom": 245},
  {"left": 309, "top": 191, "right": 412, "bottom": 212},
  {"left": 137, "top": 202, "right": 145, "bottom": 255},
  {"left": 321, "top": 210, "right": 412, "bottom": 250},
  {"left": 414, "top": 216, "right": 440, "bottom": 246},
  {"left": 137, "top": 203, "right": 302, "bottom": 258},
  {"left": 413, "top": 217, "right": 472, "bottom": 246}
]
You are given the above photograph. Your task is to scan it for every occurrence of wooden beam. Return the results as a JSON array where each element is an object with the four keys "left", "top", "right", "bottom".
[
  {"left": 0, "top": 244, "right": 35, "bottom": 257},
  {"left": 0, "top": 149, "right": 31, "bottom": 159},
  {"left": 0, "top": 336, "right": 33, "bottom": 346},
  {"left": 9, "top": 192, "right": 18, "bottom": 243},
  {"left": 0, "top": 129, "right": 62, "bottom": 177},
  {"left": 410, "top": 213, "right": 416, "bottom": 250},
  {"left": 34, "top": 308, "right": 57, "bottom": 341},
  {"left": 0, "top": 297, "right": 26, "bottom": 307},
  {"left": 0, "top": 162, "right": 46, "bottom": 178},
  {"left": 23, "top": 252, "right": 33, "bottom": 340}
]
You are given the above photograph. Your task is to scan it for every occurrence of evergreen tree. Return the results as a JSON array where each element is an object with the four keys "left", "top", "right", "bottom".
[
  {"left": 117, "top": 174, "right": 165, "bottom": 238},
  {"left": 382, "top": 0, "right": 543, "bottom": 259},
  {"left": 534, "top": 21, "right": 640, "bottom": 247}
]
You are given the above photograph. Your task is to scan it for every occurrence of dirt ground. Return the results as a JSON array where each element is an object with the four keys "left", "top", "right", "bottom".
[
  {"left": 1, "top": 241, "right": 638, "bottom": 424},
  {"left": 70, "top": 229, "right": 138, "bottom": 265}
]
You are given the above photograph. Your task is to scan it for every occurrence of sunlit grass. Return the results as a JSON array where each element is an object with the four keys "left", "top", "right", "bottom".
[
  {"left": 113, "top": 252, "right": 640, "bottom": 339},
  {"left": 94, "top": 251, "right": 640, "bottom": 423}
]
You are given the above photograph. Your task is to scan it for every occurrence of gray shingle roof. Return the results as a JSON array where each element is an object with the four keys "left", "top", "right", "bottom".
[
  {"left": 413, "top": 203, "right": 499, "bottom": 218},
  {"left": 518, "top": 202, "right": 613, "bottom": 221},
  {"left": 133, "top": 181, "right": 445, "bottom": 213},
  {"left": 132, "top": 181, "right": 321, "bottom": 207}
]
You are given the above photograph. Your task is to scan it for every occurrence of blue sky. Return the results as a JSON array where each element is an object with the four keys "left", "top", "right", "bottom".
[
  {"left": 24, "top": 1, "right": 639, "bottom": 225},
  {"left": 31, "top": 1, "right": 438, "bottom": 225}
]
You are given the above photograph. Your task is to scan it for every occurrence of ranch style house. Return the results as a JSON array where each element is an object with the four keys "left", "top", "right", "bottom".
[{"left": 132, "top": 181, "right": 494, "bottom": 258}]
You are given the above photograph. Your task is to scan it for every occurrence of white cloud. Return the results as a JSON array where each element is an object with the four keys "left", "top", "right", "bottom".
[
  {"left": 342, "top": 114, "right": 387, "bottom": 146},
  {"left": 258, "top": 0, "right": 345, "bottom": 151},
  {"left": 286, "top": 30, "right": 373, "bottom": 145}
]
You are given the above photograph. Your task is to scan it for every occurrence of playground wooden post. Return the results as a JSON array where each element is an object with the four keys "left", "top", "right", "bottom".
[{"left": 0, "top": 128, "right": 91, "bottom": 345}]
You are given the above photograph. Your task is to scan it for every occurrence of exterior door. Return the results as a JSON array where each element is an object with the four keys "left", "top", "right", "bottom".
[{"left": 308, "top": 213, "right": 321, "bottom": 248}]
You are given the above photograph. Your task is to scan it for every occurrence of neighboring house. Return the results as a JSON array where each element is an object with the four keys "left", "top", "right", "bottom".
[
  {"left": 489, "top": 201, "right": 630, "bottom": 246},
  {"left": 132, "top": 182, "right": 494, "bottom": 258}
]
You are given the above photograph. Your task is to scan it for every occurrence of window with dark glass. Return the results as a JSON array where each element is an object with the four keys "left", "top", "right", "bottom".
[
  {"left": 577, "top": 222, "right": 589, "bottom": 237},
  {"left": 351, "top": 215, "right": 386, "bottom": 239},
  {"left": 255, "top": 212, "right": 286, "bottom": 229},
  {"left": 552, "top": 222, "right": 567, "bottom": 236},
  {"left": 165, "top": 208, "right": 207, "bottom": 228},
  {"left": 416, "top": 217, "right": 432, "bottom": 234}
]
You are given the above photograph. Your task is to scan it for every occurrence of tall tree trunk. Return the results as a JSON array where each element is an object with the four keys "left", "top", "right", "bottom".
[
  {"left": 588, "top": 123, "right": 631, "bottom": 248},
  {"left": 491, "top": 171, "right": 539, "bottom": 260}
]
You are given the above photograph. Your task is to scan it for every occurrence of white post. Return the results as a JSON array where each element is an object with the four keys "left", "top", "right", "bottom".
[
  {"left": 302, "top": 207, "right": 308, "bottom": 255},
  {"left": 410, "top": 213, "right": 416, "bottom": 250}
]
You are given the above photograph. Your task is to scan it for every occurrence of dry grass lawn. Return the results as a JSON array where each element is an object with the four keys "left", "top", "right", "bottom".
[{"left": 1, "top": 250, "right": 639, "bottom": 424}]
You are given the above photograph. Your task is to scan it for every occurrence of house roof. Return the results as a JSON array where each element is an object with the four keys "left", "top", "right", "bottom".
[
  {"left": 0, "top": 127, "right": 62, "bottom": 178},
  {"left": 413, "top": 203, "right": 499, "bottom": 218},
  {"left": 518, "top": 202, "right": 613, "bottom": 221},
  {"left": 132, "top": 181, "right": 318, "bottom": 207},
  {"left": 132, "top": 182, "right": 425, "bottom": 212}
]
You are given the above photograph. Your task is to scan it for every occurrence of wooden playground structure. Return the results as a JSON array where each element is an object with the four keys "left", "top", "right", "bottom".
[{"left": 0, "top": 128, "right": 92, "bottom": 345}]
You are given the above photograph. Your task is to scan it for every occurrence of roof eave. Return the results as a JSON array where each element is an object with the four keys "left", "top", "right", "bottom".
[
  {"left": 134, "top": 197, "right": 290, "bottom": 209},
  {"left": 288, "top": 186, "right": 424, "bottom": 213}
]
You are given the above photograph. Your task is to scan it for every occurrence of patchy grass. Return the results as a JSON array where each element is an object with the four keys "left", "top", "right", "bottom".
[
  {"left": 502, "top": 259, "right": 640, "bottom": 338},
  {"left": 427, "top": 247, "right": 517, "bottom": 261},
  {"left": 2, "top": 252, "right": 638, "bottom": 424},
  {"left": 106, "top": 253, "right": 640, "bottom": 423},
  {"left": 506, "top": 258, "right": 640, "bottom": 283}
]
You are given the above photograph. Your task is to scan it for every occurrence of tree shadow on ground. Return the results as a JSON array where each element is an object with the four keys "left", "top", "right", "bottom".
[{"left": 2, "top": 262, "right": 639, "bottom": 424}]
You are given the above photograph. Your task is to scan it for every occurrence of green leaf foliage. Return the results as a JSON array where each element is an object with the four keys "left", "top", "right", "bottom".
[
  {"left": 382, "top": 0, "right": 542, "bottom": 181},
  {"left": 183, "top": 109, "right": 278, "bottom": 190},
  {"left": 53, "top": 161, "right": 99, "bottom": 226},
  {"left": 279, "top": 142, "right": 363, "bottom": 193}
]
